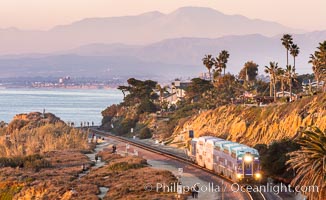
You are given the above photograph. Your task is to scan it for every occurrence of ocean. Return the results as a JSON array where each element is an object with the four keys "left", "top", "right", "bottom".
[{"left": 0, "top": 88, "right": 123, "bottom": 125}]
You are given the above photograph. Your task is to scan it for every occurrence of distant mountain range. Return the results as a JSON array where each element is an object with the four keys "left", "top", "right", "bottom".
[
  {"left": 1, "top": 30, "right": 325, "bottom": 79},
  {"left": 0, "top": 7, "right": 301, "bottom": 55},
  {"left": 0, "top": 7, "right": 324, "bottom": 79}
]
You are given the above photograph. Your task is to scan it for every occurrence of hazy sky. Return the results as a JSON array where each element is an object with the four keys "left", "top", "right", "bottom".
[{"left": 1, "top": 0, "right": 326, "bottom": 31}]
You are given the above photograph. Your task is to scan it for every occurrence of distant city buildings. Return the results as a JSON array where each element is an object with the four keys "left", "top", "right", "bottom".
[{"left": 0, "top": 76, "right": 125, "bottom": 89}]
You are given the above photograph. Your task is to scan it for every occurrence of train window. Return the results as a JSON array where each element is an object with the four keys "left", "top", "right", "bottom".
[{"left": 245, "top": 163, "right": 251, "bottom": 170}]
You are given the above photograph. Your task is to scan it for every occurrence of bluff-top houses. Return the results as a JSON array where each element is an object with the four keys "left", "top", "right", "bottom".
[{"left": 162, "top": 79, "right": 190, "bottom": 107}]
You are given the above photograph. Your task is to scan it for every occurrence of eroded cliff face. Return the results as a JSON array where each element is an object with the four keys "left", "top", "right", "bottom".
[{"left": 173, "top": 94, "right": 325, "bottom": 146}]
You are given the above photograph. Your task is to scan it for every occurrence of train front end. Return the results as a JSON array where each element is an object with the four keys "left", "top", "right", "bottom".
[{"left": 236, "top": 152, "right": 261, "bottom": 183}]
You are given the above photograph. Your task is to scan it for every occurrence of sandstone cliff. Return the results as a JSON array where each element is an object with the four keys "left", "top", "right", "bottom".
[{"left": 173, "top": 94, "right": 325, "bottom": 146}]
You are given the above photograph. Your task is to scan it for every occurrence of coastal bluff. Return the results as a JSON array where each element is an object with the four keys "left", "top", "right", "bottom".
[
  {"left": 7, "top": 112, "right": 64, "bottom": 134},
  {"left": 173, "top": 94, "right": 325, "bottom": 146}
]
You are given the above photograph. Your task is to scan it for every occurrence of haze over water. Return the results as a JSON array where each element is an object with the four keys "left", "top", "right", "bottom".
[{"left": 0, "top": 88, "right": 123, "bottom": 125}]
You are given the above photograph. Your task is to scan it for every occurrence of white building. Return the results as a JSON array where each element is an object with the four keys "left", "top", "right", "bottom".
[{"left": 162, "top": 79, "right": 190, "bottom": 106}]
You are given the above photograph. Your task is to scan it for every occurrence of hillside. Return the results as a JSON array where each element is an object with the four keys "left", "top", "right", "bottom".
[{"left": 172, "top": 94, "right": 326, "bottom": 146}]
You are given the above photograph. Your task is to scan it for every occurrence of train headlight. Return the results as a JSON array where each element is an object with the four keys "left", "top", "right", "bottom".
[
  {"left": 236, "top": 173, "right": 242, "bottom": 179},
  {"left": 255, "top": 173, "right": 261, "bottom": 179},
  {"left": 244, "top": 155, "right": 253, "bottom": 163}
]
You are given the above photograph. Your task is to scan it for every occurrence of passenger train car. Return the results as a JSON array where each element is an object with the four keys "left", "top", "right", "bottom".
[{"left": 188, "top": 136, "right": 261, "bottom": 183}]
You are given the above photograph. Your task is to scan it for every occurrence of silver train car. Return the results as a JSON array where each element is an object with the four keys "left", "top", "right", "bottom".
[{"left": 188, "top": 136, "right": 261, "bottom": 183}]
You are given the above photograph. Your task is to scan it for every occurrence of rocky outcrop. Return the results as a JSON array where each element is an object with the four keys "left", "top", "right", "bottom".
[
  {"left": 7, "top": 112, "right": 64, "bottom": 134},
  {"left": 173, "top": 94, "right": 326, "bottom": 146}
]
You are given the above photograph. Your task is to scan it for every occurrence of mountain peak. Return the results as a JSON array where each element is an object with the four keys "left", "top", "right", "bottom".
[
  {"left": 170, "top": 6, "right": 224, "bottom": 16},
  {"left": 139, "top": 11, "right": 164, "bottom": 18}
]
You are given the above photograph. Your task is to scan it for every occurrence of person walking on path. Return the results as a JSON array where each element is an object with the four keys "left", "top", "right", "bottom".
[
  {"left": 194, "top": 184, "right": 199, "bottom": 199},
  {"left": 191, "top": 186, "right": 196, "bottom": 198},
  {"left": 112, "top": 145, "right": 117, "bottom": 154}
]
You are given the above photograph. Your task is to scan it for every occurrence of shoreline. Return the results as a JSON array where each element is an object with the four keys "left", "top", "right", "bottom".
[{"left": 0, "top": 86, "right": 118, "bottom": 90}]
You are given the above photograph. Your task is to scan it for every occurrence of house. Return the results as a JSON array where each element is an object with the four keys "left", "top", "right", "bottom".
[
  {"left": 162, "top": 79, "right": 191, "bottom": 107},
  {"left": 276, "top": 91, "right": 298, "bottom": 101},
  {"left": 302, "top": 80, "right": 325, "bottom": 93}
]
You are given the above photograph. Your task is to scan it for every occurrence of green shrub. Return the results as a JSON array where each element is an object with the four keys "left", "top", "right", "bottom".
[
  {"left": 139, "top": 128, "right": 152, "bottom": 139},
  {"left": 115, "top": 118, "right": 137, "bottom": 135},
  {"left": 255, "top": 139, "right": 300, "bottom": 182},
  {"left": 138, "top": 99, "right": 157, "bottom": 114}
]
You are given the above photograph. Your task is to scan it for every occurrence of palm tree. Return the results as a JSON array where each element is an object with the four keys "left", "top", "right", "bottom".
[
  {"left": 220, "top": 50, "right": 230, "bottom": 75},
  {"left": 276, "top": 68, "right": 286, "bottom": 97},
  {"left": 264, "top": 62, "right": 279, "bottom": 101},
  {"left": 309, "top": 54, "right": 321, "bottom": 92},
  {"left": 281, "top": 34, "right": 293, "bottom": 67},
  {"left": 287, "top": 126, "right": 326, "bottom": 200},
  {"left": 290, "top": 43, "right": 300, "bottom": 68},
  {"left": 202, "top": 54, "right": 214, "bottom": 81},
  {"left": 285, "top": 65, "right": 297, "bottom": 101},
  {"left": 213, "top": 57, "right": 222, "bottom": 79},
  {"left": 309, "top": 41, "right": 326, "bottom": 92},
  {"left": 156, "top": 84, "right": 168, "bottom": 103}
]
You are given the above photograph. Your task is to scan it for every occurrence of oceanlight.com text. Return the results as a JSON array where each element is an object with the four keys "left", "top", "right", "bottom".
[{"left": 144, "top": 182, "right": 319, "bottom": 194}]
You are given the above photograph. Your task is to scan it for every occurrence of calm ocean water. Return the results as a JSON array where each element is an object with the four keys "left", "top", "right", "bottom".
[{"left": 0, "top": 88, "right": 123, "bottom": 125}]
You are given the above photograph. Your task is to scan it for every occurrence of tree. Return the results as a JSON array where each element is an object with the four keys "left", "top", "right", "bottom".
[
  {"left": 287, "top": 126, "right": 326, "bottom": 200},
  {"left": 216, "top": 50, "right": 230, "bottom": 75},
  {"left": 255, "top": 139, "right": 300, "bottom": 183},
  {"left": 277, "top": 68, "right": 286, "bottom": 97},
  {"left": 284, "top": 65, "right": 297, "bottom": 101},
  {"left": 118, "top": 78, "right": 158, "bottom": 106},
  {"left": 309, "top": 41, "right": 326, "bottom": 92},
  {"left": 239, "top": 61, "right": 259, "bottom": 82},
  {"left": 185, "top": 78, "right": 213, "bottom": 101},
  {"left": 117, "top": 85, "right": 130, "bottom": 98},
  {"left": 213, "top": 74, "right": 243, "bottom": 105},
  {"left": 264, "top": 62, "right": 279, "bottom": 101},
  {"left": 202, "top": 54, "right": 214, "bottom": 81},
  {"left": 290, "top": 43, "right": 300, "bottom": 68},
  {"left": 138, "top": 99, "right": 157, "bottom": 114},
  {"left": 156, "top": 84, "right": 169, "bottom": 103},
  {"left": 281, "top": 34, "right": 293, "bottom": 67}
]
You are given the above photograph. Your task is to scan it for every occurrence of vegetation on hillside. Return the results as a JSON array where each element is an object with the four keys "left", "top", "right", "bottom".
[
  {"left": 287, "top": 126, "right": 326, "bottom": 200},
  {"left": 254, "top": 139, "right": 300, "bottom": 183}
]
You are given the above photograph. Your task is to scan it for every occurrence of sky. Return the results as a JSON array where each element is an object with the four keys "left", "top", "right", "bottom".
[{"left": 1, "top": 0, "right": 326, "bottom": 31}]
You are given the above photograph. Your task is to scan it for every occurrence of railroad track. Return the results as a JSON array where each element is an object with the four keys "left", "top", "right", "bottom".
[{"left": 89, "top": 128, "right": 267, "bottom": 200}]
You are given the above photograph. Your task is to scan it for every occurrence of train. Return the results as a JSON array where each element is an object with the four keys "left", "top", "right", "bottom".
[{"left": 188, "top": 136, "right": 261, "bottom": 183}]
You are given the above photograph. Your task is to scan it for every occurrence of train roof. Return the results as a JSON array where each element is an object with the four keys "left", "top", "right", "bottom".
[
  {"left": 214, "top": 140, "right": 234, "bottom": 147},
  {"left": 237, "top": 147, "right": 259, "bottom": 156},
  {"left": 198, "top": 136, "right": 216, "bottom": 141},
  {"left": 194, "top": 136, "right": 259, "bottom": 157},
  {"left": 223, "top": 143, "right": 243, "bottom": 150},
  {"left": 206, "top": 138, "right": 224, "bottom": 144}
]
